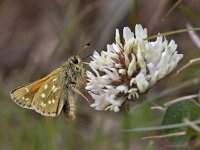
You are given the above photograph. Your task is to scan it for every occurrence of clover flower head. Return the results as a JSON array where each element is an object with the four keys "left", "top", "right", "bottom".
[{"left": 86, "top": 24, "right": 183, "bottom": 112}]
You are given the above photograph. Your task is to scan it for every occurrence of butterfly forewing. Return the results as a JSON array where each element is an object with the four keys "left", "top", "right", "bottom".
[
  {"left": 10, "top": 68, "right": 62, "bottom": 111},
  {"left": 32, "top": 73, "right": 65, "bottom": 117}
]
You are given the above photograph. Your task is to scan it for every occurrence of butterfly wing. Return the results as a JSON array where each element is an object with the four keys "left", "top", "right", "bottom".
[
  {"left": 32, "top": 71, "right": 65, "bottom": 117},
  {"left": 10, "top": 68, "right": 62, "bottom": 110}
]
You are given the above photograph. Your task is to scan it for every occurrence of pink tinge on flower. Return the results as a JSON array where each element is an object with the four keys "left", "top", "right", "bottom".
[{"left": 86, "top": 24, "right": 183, "bottom": 112}]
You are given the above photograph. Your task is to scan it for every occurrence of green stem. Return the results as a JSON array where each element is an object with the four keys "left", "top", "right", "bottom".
[{"left": 145, "top": 27, "right": 200, "bottom": 40}]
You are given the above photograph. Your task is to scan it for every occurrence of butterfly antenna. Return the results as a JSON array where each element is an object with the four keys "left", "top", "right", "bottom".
[
  {"left": 76, "top": 42, "right": 94, "bottom": 61},
  {"left": 77, "top": 42, "right": 91, "bottom": 55}
]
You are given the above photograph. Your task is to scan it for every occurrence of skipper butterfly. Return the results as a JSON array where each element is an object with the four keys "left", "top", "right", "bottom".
[{"left": 10, "top": 55, "right": 88, "bottom": 120}]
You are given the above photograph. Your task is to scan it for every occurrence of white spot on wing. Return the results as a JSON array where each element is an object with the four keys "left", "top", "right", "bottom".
[
  {"left": 41, "top": 93, "right": 46, "bottom": 98},
  {"left": 44, "top": 84, "right": 48, "bottom": 89},
  {"left": 25, "top": 88, "right": 29, "bottom": 93},
  {"left": 53, "top": 78, "right": 57, "bottom": 82},
  {"left": 41, "top": 102, "right": 46, "bottom": 108},
  {"left": 52, "top": 87, "right": 58, "bottom": 93},
  {"left": 48, "top": 100, "right": 52, "bottom": 104},
  {"left": 25, "top": 98, "right": 30, "bottom": 101},
  {"left": 52, "top": 85, "right": 55, "bottom": 90},
  {"left": 52, "top": 99, "right": 55, "bottom": 104}
]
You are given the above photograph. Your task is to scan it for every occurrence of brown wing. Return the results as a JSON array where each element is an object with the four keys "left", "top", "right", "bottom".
[
  {"left": 10, "top": 68, "right": 62, "bottom": 109},
  {"left": 31, "top": 72, "right": 65, "bottom": 117}
]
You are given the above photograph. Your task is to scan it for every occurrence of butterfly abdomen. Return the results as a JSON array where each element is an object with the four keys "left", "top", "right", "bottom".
[{"left": 63, "top": 87, "right": 77, "bottom": 120}]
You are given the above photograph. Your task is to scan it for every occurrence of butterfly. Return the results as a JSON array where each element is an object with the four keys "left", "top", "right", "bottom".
[{"left": 10, "top": 55, "right": 89, "bottom": 120}]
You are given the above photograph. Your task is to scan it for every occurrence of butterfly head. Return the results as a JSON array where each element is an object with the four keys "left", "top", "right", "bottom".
[
  {"left": 62, "top": 55, "right": 85, "bottom": 86},
  {"left": 69, "top": 55, "right": 84, "bottom": 74}
]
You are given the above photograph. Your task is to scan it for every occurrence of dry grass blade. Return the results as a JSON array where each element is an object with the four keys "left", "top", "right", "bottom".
[
  {"left": 142, "top": 131, "right": 186, "bottom": 140},
  {"left": 164, "top": 94, "right": 199, "bottom": 107},
  {"left": 183, "top": 118, "right": 200, "bottom": 133},
  {"left": 151, "top": 106, "right": 166, "bottom": 112},
  {"left": 187, "top": 23, "right": 200, "bottom": 49},
  {"left": 173, "top": 57, "right": 200, "bottom": 77}
]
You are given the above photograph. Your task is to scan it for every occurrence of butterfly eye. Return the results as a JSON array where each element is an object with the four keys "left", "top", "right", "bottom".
[{"left": 72, "top": 57, "right": 78, "bottom": 64}]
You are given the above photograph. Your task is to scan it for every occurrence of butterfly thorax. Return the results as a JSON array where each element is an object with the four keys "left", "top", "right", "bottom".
[{"left": 61, "top": 55, "right": 85, "bottom": 87}]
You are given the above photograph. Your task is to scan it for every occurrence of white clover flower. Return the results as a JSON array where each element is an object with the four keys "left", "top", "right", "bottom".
[{"left": 86, "top": 24, "right": 183, "bottom": 112}]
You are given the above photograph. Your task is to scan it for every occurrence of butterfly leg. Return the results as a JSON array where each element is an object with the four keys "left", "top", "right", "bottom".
[{"left": 71, "top": 87, "right": 90, "bottom": 104}]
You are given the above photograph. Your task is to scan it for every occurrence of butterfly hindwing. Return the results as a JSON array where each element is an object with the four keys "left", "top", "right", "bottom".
[
  {"left": 32, "top": 72, "right": 65, "bottom": 117},
  {"left": 10, "top": 68, "right": 62, "bottom": 110},
  {"left": 11, "top": 84, "right": 38, "bottom": 109}
]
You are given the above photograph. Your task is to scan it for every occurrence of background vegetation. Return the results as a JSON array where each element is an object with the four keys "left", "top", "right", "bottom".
[{"left": 0, "top": 0, "right": 200, "bottom": 149}]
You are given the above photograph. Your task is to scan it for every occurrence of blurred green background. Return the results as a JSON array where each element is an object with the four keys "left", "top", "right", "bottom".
[{"left": 0, "top": 0, "right": 200, "bottom": 149}]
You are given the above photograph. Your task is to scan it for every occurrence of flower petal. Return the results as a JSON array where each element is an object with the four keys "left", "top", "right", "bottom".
[{"left": 123, "top": 27, "right": 134, "bottom": 43}]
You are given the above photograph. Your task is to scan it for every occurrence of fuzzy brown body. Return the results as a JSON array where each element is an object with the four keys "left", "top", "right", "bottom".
[{"left": 10, "top": 55, "right": 85, "bottom": 120}]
